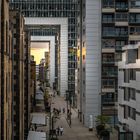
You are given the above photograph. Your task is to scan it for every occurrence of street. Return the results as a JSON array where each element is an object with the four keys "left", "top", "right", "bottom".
[{"left": 50, "top": 93, "right": 98, "bottom": 140}]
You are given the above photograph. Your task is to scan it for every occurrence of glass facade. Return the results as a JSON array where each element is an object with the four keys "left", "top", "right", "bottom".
[{"left": 10, "top": 0, "right": 79, "bottom": 93}]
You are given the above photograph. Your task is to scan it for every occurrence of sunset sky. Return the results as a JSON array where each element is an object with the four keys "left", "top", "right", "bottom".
[{"left": 31, "top": 42, "right": 49, "bottom": 64}]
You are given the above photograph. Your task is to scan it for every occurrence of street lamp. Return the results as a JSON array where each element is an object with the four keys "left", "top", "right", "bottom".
[{"left": 66, "top": 90, "right": 72, "bottom": 127}]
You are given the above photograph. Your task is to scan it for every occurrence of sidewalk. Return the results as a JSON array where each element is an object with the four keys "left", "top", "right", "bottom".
[{"left": 51, "top": 95, "right": 98, "bottom": 140}]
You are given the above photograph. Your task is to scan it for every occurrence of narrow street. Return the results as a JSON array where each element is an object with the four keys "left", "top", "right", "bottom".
[{"left": 50, "top": 92, "right": 98, "bottom": 140}]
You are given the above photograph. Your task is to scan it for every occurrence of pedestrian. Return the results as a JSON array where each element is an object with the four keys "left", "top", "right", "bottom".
[
  {"left": 60, "top": 126, "right": 64, "bottom": 136},
  {"left": 59, "top": 108, "right": 61, "bottom": 113},
  {"left": 63, "top": 108, "right": 65, "bottom": 113},
  {"left": 56, "top": 126, "right": 60, "bottom": 136},
  {"left": 34, "top": 124, "right": 37, "bottom": 131}
]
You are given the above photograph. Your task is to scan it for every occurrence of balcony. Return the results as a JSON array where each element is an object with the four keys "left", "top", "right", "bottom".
[
  {"left": 115, "top": 3, "right": 128, "bottom": 11},
  {"left": 115, "top": 31, "right": 128, "bottom": 38},
  {"left": 102, "top": 4, "right": 114, "bottom": 9},
  {"left": 102, "top": 18, "right": 114, "bottom": 24},
  {"left": 129, "top": 2, "right": 140, "bottom": 12},
  {"left": 102, "top": 4, "right": 115, "bottom": 13},
  {"left": 115, "top": 13, "right": 128, "bottom": 26},
  {"left": 102, "top": 97, "right": 115, "bottom": 105},
  {"left": 115, "top": 45, "right": 122, "bottom": 51},
  {"left": 102, "top": 59, "right": 115, "bottom": 64},
  {"left": 102, "top": 71, "right": 118, "bottom": 77},
  {"left": 129, "top": 18, "right": 140, "bottom": 24},
  {"left": 102, "top": 31, "right": 116, "bottom": 37}
]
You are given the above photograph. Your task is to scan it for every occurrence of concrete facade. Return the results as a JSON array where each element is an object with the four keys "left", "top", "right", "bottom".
[
  {"left": 118, "top": 44, "right": 140, "bottom": 140},
  {"left": 26, "top": 18, "right": 68, "bottom": 96},
  {"left": 77, "top": 0, "right": 101, "bottom": 127},
  {"left": 1, "top": 0, "right": 10, "bottom": 139},
  {"left": 31, "top": 36, "right": 55, "bottom": 88},
  {"left": 0, "top": 0, "right": 1, "bottom": 138},
  {"left": 9, "top": 10, "right": 25, "bottom": 140},
  {"left": 24, "top": 30, "right": 31, "bottom": 139}
]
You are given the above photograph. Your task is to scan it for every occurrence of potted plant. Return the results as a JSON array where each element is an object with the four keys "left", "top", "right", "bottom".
[{"left": 95, "top": 115, "right": 110, "bottom": 137}]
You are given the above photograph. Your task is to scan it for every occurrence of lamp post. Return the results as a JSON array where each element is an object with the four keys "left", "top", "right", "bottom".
[{"left": 66, "top": 90, "right": 72, "bottom": 127}]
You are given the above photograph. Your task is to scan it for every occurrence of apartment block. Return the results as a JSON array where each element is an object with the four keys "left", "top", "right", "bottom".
[
  {"left": 0, "top": 0, "right": 1, "bottom": 138},
  {"left": 77, "top": 0, "right": 101, "bottom": 126},
  {"left": 101, "top": 0, "right": 140, "bottom": 123},
  {"left": 39, "top": 59, "right": 45, "bottom": 83},
  {"left": 118, "top": 43, "right": 140, "bottom": 140},
  {"left": 9, "top": 10, "right": 25, "bottom": 140},
  {"left": 30, "top": 55, "right": 36, "bottom": 112},
  {"left": 24, "top": 30, "right": 31, "bottom": 139},
  {"left": 10, "top": 0, "right": 79, "bottom": 96},
  {"left": 45, "top": 51, "right": 50, "bottom": 86},
  {"left": 1, "top": 0, "right": 10, "bottom": 139}
]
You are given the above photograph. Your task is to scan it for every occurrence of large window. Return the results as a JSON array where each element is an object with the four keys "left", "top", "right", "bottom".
[
  {"left": 102, "top": 0, "right": 114, "bottom": 8},
  {"left": 130, "top": 13, "right": 140, "bottom": 23},
  {"left": 130, "top": 0, "right": 140, "bottom": 8}
]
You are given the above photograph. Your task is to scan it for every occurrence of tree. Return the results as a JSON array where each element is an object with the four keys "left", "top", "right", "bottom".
[{"left": 96, "top": 115, "right": 110, "bottom": 127}]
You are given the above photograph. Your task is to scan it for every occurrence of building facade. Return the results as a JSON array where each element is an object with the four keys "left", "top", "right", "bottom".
[
  {"left": 0, "top": 0, "right": 1, "bottom": 138},
  {"left": 101, "top": 0, "right": 140, "bottom": 123},
  {"left": 45, "top": 51, "right": 50, "bottom": 86},
  {"left": 10, "top": 10, "right": 25, "bottom": 140},
  {"left": 30, "top": 56, "right": 36, "bottom": 112},
  {"left": 24, "top": 30, "right": 31, "bottom": 139},
  {"left": 77, "top": 0, "right": 101, "bottom": 126},
  {"left": 118, "top": 44, "right": 140, "bottom": 140},
  {"left": 1, "top": 0, "right": 10, "bottom": 139},
  {"left": 10, "top": 0, "right": 79, "bottom": 97}
]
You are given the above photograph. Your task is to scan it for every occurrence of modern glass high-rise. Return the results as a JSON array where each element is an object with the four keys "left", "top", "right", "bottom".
[{"left": 10, "top": 0, "right": 79, "bottom": 99}]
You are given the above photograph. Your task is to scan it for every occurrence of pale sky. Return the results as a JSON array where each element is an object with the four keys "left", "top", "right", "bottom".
[{"left": 31, "top": 42, "right": 49, "bottom": 64}]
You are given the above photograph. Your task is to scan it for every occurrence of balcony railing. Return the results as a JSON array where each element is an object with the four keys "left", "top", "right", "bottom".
[
  {"left": 115, "top": 17, "right": 128, "bottom": 22},
  {"left": 129, "top": 18, "right": 140, "bottom": 23},
  {"left": 102, "top": 60, "right": 115, "bottom": 64},
  {"left": 102, "top": 45, "right": 115, "bottom": 49},
  {"left": 116, "top": 31, "right": 128, "bottom": 37},
  {"left": 102, "top": 18, "right": 114, "bottom": 23},
  {"left": 102, "top": 31, "right": 116, "bottom": 37},
  {"left": 130, "top": 3, "right": 140, "bottom": 8},
  {"left": 103, "top": 31, "right": 128, "bottom": 37},
  {"left": 102, "top": 4, "right": 114, "bottom": 8},
  {"left": 115, "top": 45, "right": 122, "bottom": 51},
  {"left": 115, "top": 3, "right": 128, "bottom": 10},
  {"left": 102, "top": 98, "right": 115, "bottom": 105},
  {"left": 102, "top": 71, "right": 118, "bottom": 77}
]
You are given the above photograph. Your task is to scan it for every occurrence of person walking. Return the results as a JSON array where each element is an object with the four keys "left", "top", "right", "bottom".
[
  {"left": 63, "top": 108, "right": 65, "bottom": 113},
  {"left": 56, "top": 126, "right": 60, "bottom": 136},
  {"left": 60, "top": 126, "right": 64, "bottom": 136}
]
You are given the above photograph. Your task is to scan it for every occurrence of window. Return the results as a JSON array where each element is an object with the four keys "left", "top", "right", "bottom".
[
  {"left": 129, "top": 69, "right": 136, "bottom": 80},
  {"left": 129, "top": 88, "right": 136, "bottom": 100},
  {"left": 128, "top": 107, "right": 136, "bottom": 120},
  {"left": 124, "top": 87, "right": 129, "bottom": 101},
  {"left": 124, "top": 105, "right": 128, "bottom": 119}
]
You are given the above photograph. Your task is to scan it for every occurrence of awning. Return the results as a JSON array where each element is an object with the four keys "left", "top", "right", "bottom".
[
  {"left": 31, "top": 114, "right": 46, "bottom": 125},
  {"left": 27, "top": 131, "right": 46, "bottom": 140}
]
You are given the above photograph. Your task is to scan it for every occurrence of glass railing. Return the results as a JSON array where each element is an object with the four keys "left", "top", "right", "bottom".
[
  {"left": 115, "top": 45, "right": 122, "bottom": 51},
  {"left": 102, "top": 31, "right": 116, "bottom": 37},
  {"left": 129, "top": 18, "right": 140, "bottom": 23},
  {"left": 130, "top": 31, "right": 140, "bottom": 35},
  {"left": 115, "top": 3, "right": 128, "bottom": 10},
  {"left": 102, "top": 45, "right": 115, "bottom": 49},
  {"left": 102, "top": 71, "right": 118, "bottom": 77},
  {"left": 116, "top": 31, "right": 128, "bottom": 37},
  {"left": 102, "top": 59, "right": 115, "bottom": 64},
  {"left": 102, "top": 4, "right": 114, "bottom": 8},
  {"left": 102, "top": 18, "right": 114, "bottom": 23},
  {"left": 103, "top": 31, "right": 128, "bottom": 37},
  {"left": 102, "top": 98, "right": 114, "bottom": 104},
  {"left": 116, "top": 17, "right": 128, "bottom": 22},
  {"left": 130, "top": 3, "right": 140, "bottom": 8}
]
